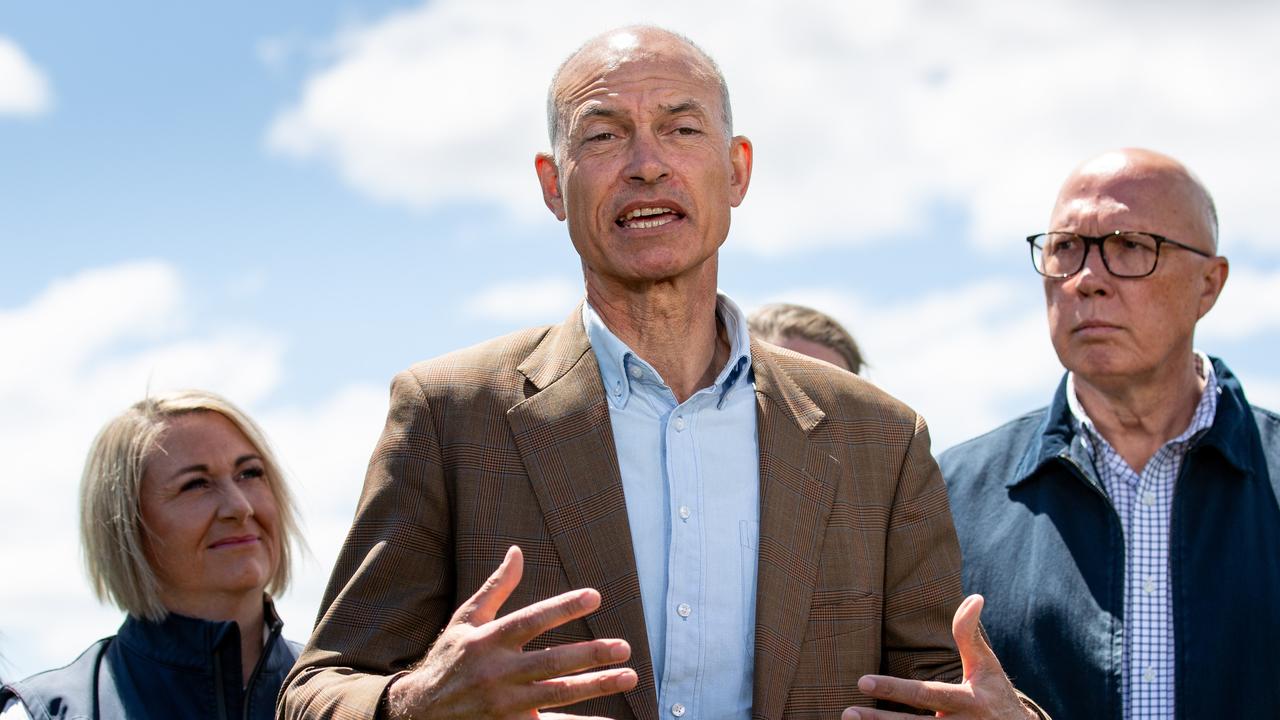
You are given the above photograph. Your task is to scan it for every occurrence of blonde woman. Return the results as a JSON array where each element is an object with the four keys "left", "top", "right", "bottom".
[{"left": 2, "top": 390, "right": 304, "bottom": 720}]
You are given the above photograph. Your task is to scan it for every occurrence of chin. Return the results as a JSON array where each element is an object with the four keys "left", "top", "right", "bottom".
[
  {"left": 1065, "top": 355, "right": 1141, "bottom": 384},
  {"left": 217, "top": 563, "right": 273, "bottom": 593}
]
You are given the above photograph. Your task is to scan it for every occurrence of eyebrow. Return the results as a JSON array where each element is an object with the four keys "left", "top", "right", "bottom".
[
  {"left": 168, "top": 454, "right": 263, "bottom": 481},
  {"left": 578, "top": 106, "right": 620, "bottom": 123},
  {"left": 660, "top": 100, "right": 708, "bottom": 117},
  {"left": 576, "top": 99, "right": 709, "bottom": 126}
]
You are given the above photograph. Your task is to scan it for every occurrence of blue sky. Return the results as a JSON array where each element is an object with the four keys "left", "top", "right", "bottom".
[{"left": 3, "top": 0, "right": 1279, "bottom": 680}]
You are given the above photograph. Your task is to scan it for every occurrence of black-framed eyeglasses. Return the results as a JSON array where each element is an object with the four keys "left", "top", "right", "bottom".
[{"left": 1027, "top": 231, "right": 1214, "bottom": 279}]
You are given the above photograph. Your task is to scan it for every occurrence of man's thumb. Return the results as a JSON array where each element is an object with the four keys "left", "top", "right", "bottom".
[{"left": 952, "top": 594, "right": 995, "bottom": 680}]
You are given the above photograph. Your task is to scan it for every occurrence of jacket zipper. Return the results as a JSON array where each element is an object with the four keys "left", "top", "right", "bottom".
[
  {"left": 240, "top": 625, "right": 280, "bottom": 720},
  {"left": 214, "top": 652, "right": 229, "bottom": 720},
  {"left": 1057, "top": 451, "right": 1126, "bottom": 720}
]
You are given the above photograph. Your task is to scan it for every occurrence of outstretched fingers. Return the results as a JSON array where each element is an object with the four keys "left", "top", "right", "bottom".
[
  {"left": 850, "top": 594, "right": 1032, "bottom": 720},
  {"left": 510, "top": 638, "right": 632, "bottom": 685},
  {"left": 531, "top": 666, "right": 639, "bottom": 711},
  {"left": 854, "top": 674, "right": 974, "bottom": 714},
  {"left": 490, "top": 585, "right": 604, "bottom": 648}
]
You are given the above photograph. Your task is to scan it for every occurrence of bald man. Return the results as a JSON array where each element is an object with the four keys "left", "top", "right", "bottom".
[
  {"left": 280, "top": 25, "right": 1040, "bottom": 720},
  {"left": 941, "top": 148, "right": 1280, "bottom": 719}
]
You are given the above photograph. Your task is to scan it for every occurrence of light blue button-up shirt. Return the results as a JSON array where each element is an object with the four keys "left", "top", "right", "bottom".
[{"left": 584, "top": 294, "right": 760, "bottom": 720}]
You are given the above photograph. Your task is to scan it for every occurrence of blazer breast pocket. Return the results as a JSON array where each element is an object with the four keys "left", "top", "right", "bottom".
[
  {"left": 805, "top": 587, "right": 880, "bottom": 642},
  {"left": 794, "top": 588, "right": 882, "bottom": 690}
]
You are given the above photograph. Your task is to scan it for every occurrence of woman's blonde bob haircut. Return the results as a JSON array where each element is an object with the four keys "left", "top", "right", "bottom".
[{"left": 80, "top": 389, "right": 302, "bottom": 622}]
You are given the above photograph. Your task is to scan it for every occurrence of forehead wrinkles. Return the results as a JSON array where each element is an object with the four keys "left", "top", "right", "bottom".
[
  {"left": 561, "top": 74, "right": 612, "bottom": 116},
  {"left": 557, "top": 42, "right": 717, "bottom": 111},
  {"left": 562, "top": 59, "right": 708, "bottom": 105}
]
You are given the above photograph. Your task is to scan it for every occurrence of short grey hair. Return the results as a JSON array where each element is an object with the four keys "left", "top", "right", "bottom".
[
  {"left": 545, "top": 26, "right": 733, "bottom": 161},
  {"left": 80, "top": 389, "right": 302, "bottom": 621}
]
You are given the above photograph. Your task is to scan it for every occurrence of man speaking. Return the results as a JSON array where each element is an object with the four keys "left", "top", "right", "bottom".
[{"left": 282, "top": 26, "right": 1037, "bottom": 720}]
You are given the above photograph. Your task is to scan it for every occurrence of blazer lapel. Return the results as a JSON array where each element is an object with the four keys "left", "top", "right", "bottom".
[
  {"left": 507, "top": 306, "right": 658, "bottom": 720},
  {"left": 750, "top": 342, "right": 839, "bottom": 720}
]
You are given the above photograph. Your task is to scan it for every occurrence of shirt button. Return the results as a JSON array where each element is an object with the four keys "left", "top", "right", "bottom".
[
  {"left": 629, "top": 365, "right": 643, "bottom": 380},
  {"left": 612, "top": 380, "right": 622, "bottom": 397},
  {"left": 671, "top": 702, "right": 686, "bottom": 717},
  {"left": 1141, "top": 491, "right": 1156, "bottom": 507},
  {"left": 1143, "top": 665, "right": 1156, "bottom": 682},
  {"left": 677, "top": 602, "right": 692, "bottom": 618},
  {"left": 679, "top": 505, "right": 691, "bottom": 520},
  {"left": 673, "top": 416, "right": 686, "bottom": 431},
  {"left": 1143, "top": 577, "right": 1156, "bottom": 595}
]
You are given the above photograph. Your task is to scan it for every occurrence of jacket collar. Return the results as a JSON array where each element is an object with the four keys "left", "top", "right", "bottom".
[
  {"left": 1010, "top": 356, "right": 1256, "bottom": 488},
  {"left": 115, "top": 595, "right": 286, "bottom": 672},
  {"left": 509, "top": 305, "right": 657, "bottom": 720},
  {"left": 747, "top": 339, "right": 836, "bottom": 720}
]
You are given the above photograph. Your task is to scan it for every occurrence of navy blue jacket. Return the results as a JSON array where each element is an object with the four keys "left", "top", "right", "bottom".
[
  {"left": 1, "top": 599, "right": 299, "bottom": 720},
  {"left": 940, "top": 358, "right": 1280, "bottom": 719}
]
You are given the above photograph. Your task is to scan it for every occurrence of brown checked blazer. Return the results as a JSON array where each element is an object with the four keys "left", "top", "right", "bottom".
[{"left": 280, "top": 306, "right": 964, "bottom": 720}]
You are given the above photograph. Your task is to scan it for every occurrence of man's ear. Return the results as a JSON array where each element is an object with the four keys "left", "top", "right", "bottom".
[
  {"left": 535, "top": 153, "right": 567, "bottom": 221},
  {"left": 727, "top": 135, "right": 753, "bottom": 208},
  {"left": 1197, "top": 255, "right": 1230, "bottom": 319}
]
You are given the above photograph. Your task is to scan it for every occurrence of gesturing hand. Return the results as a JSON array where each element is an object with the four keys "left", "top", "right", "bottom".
[
  {"left": 385, "top": 546, "right": 639, "bottom": 720},
  {"left": 842, "top": 595, "right": 1038, "bottom": 719}
]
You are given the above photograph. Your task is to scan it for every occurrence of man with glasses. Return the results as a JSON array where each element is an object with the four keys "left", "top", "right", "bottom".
[{"left": 940, "top": 148, "right": 1280, "bottom": 718}]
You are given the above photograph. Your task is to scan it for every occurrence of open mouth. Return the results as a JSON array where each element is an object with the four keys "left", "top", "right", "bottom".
[{"left": 616, "top": 206, "right": 684, "bottom": 229}]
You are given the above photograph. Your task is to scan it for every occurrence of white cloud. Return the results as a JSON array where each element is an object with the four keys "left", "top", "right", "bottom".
[
  {"left": 265, "top": 2, "right": 559, "bottom": 217},
  {"left": 0, "top": 36, "right": 52, "bottom": 116},
  {"left": 266, "top": 1, "right": 1280, "bottom": 255},
  {"left": 0, "top": 263, "right": 377, "bottom": 680},
  {"left": 464, "top": 276, "right": 583, "bottom": 324},
  {"left": 1240, "top": 377, "right": 1280, "bottom": 413},
  {"left": 258, "top": 383, "right": 390, "bottom": 631},
  {"left": 1199, "top": 266, "right": 1280, "bottom": 342},
  {"left": 746, "top": 279, "right": 1063, "bottom": 450}
]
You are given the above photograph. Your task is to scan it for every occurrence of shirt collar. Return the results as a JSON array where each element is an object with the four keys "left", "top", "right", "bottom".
[
  {"left": 1067, "top": 350, "right": 1220, "bottom": 457},
  {"left": 583, "top": 292, "right": 754, "bottom": 410}
]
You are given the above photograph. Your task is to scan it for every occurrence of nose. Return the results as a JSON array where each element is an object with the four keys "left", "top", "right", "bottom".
[
  {"left": 625, "top": 132, "right": 670, "bottom": 185},
  {"left": 218, "top": 480, "right": 255, "bottom": 522},
  {"left": 1067, "top": 241, "right": 1111, "bottom": 297}
]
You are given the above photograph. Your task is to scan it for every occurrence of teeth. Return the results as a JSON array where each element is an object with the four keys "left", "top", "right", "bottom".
[
  {"left": 620, "top": 206, "right": 674, "bottom": 221},
  {"left": 627, "top": 216, "right": 674, "bottom": 229}
]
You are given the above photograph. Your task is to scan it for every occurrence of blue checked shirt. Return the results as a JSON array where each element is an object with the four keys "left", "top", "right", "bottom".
[
  {"left": 584, "top": 294, "right": 759, "bottom": 720},
  {"left": 1067, "top": 353, "right": 1219, "bottom": 720}
]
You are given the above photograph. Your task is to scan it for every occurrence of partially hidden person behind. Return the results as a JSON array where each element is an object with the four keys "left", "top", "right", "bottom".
[
  {"left": 941, "top": 148, "right": 1280, "bottom": 718},
  {"left": 1, "top": 390, "right": 306, "bottom": 720},
  {"left": 749, "top": 302, "right": 865, "bottom": 374}
]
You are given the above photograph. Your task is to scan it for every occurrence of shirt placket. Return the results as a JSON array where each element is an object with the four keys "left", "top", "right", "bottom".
[
  {"left": 660, "top": 397, "right": 704, "bottom": 719},
  {"left": 1131, "top": 465, "right": 1154, "bottom": 715},
  {"left": 1115, "top": 447, "right": 1175, "bottom": 720},
  {"left": 1136, "top": 451, "right": 1175, "bottom": 718}
]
